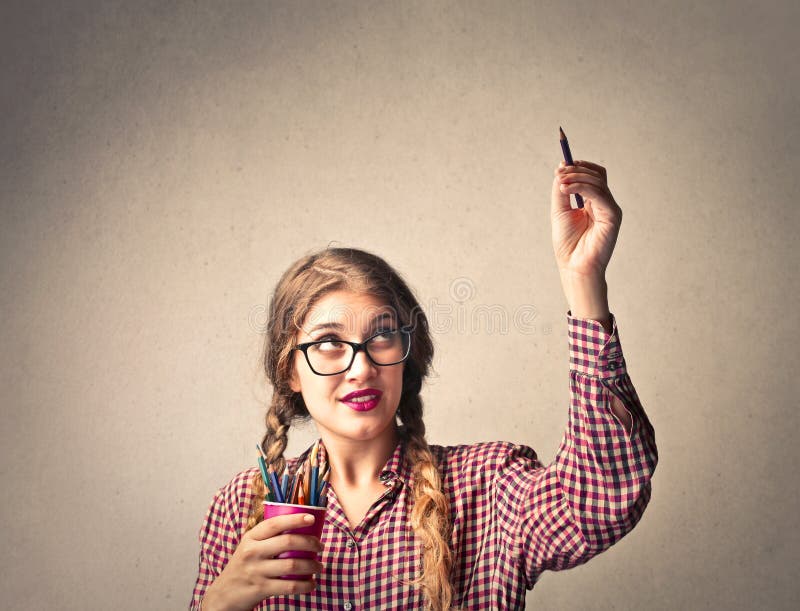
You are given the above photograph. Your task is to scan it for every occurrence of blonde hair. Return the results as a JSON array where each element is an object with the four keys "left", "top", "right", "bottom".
[{"left": 245, "top": 247, "right": 453, "bottom": 610}]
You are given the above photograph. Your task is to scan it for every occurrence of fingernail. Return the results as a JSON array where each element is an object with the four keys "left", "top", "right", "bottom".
[{"left": 303, "top": 514, "right": 315, "bottom": 524}]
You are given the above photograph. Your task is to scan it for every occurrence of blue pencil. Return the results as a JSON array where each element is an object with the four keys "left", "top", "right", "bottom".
[
  {"left": 268, "top": 467, "right": 285, "bottom": 504},
  {"left": 310, "top": 465, "right": 319, "bottom": 506},
  {"left": 309, "top": 441, "right": 319, "bottom": 506},
  {"left": 280, "top": 468, "right": 289, "bottom": 502}
]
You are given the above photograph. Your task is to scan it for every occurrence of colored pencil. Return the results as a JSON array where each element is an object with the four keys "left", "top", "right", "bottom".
[
  {"left": 255, "top": 439, "right": 331, "bottom": 506},
  {"left": 294, "top": 472, "right": 304, "bottom": 504},
  {"left": 559, "top": 126, "right": 584, "bottom": 209},
  {"left": 297, "top": 474, "right": 308, "bottom": 505},
  {"left": 316, "top": 469, "right": 330, "bottom": 507},
  {"left": 280, "top": 467, "right": 289, "bottom": 501},
  {"left": 310, "top": 441, "right": 319, "bottom": 506},
  {"left": 256, "top": 454, "right": 273, "bottom": 502},
  {"left": 268, "top": 467, "right": 284, "bottom": 504}
]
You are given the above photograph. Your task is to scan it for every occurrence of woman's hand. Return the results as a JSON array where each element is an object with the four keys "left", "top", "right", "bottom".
[
  {"left": 551, "top": 160, "right": 622, "bottom": 330},
  {"left": 551, "top": 160, "right": 622, "bottom": 277},
  {"left": 201, "top": 513, "right": 324, "bottom": 611}
]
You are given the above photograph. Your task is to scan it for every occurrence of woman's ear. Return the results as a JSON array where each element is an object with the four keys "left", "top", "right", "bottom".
[
  {"left": 287, "top": 349, "right": 302, "bottom": 393},
  {"left": 289, "top": 367, "right": 301, "bottom": 393}
]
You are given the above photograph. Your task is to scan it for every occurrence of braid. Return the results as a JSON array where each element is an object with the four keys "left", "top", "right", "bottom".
[
  {"left": 400, "top": 394, "right": 454, "bottom": 611},
  {"left": 245, "top": 393, "right": 295, "bottom": 531}
]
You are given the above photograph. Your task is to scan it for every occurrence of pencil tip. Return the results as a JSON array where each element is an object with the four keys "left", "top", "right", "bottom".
[{"left": 559, "top": 126, "right": 565, "bottom": 138}]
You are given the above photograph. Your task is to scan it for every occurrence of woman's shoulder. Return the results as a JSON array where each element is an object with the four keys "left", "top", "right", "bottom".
[
  {"left": 207, "top": 466, "right": 261, "bottom": 519},
  {"left": 427, "top": 440, "right": 541, "bottom": 479}
]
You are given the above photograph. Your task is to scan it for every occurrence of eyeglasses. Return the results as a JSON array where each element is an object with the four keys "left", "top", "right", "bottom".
[{"left": 294, "top": 328, "right": 412, "bottom": 376}]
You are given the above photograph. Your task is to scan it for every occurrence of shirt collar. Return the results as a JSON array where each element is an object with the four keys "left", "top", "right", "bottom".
[
  {"left": 379, "top": 440, "right": 411, "bottom": 487},
  {"left": 300, "top": 437, "right": 412, "bottom": 488}
]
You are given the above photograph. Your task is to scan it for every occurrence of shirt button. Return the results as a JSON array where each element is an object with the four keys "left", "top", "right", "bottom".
[
  {"left": 379, "top": 473, "right": 390, "bottom": 482},
  {"left": 346, "top": 539, "right": 355, "bottom": 549},
  {"left": 343, "top": 602, "right": 353, "bottom": 611}
]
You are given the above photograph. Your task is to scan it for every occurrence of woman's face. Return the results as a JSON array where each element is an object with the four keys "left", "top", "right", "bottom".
[{"left": 289, "top": 290, "right": 405, "bottom": 445}]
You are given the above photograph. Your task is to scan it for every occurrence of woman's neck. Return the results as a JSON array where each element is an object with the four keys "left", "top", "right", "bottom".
[{"left": 321, "top": 426, "right": 400, "bottom": 489}]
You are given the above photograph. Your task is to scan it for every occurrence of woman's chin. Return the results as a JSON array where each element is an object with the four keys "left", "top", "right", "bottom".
[{"left": 331, "top": 419, "right": 398, "bottom": 444}]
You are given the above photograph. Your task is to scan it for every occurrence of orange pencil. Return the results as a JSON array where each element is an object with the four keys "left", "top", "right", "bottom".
[
  {"left": 293, "top": 472, "right": 304, "bottom": 504},
  {"left": 303, "top": 461, "right": 310, "bottom": 501},
  {"left": 297, "top": 474, "right": 307, "bottom": 505}
]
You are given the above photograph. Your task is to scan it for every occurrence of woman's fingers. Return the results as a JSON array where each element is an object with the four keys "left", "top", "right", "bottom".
[
  {"left": 574, "top": 159, "right": 607, "bottom": 179},
  {"left": 554, "top": 162, "right": 617, "bottom": 210},
  {"left": 208, "top": 513, "right": 326, "bottom": 606},
  {"left": 558, "top": 173, "right": 606, "bottom": 190},
  {"left": 559, "top": 180, "right": 606, "bottom": 201},
  {"left": 250, "top": 513, "right": 316, "bottom": 540},
  {"left": 551, "top": 175, "right": 572, "bottom": 216},
  {"left": 269, "top": 576, "right": 319, "bottom": 596},
  {"left": 245, "top": 513, "right": 324, "bottom": 562},
  {"left": 556, "top": 164, "right": 604, "bottom": 181},
  {"left": 259, "top": 533, "right": 324, "bottom": 559},
  {"left": 261, "top": 557, "right": 324, "bottom": 579},
  {"left": 558, "top": 159, "right": 606, "bottom": 175}
]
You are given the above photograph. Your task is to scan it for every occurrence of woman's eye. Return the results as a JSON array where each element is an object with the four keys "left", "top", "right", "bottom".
[
  {"left": 317, "top": 339, "right": 344, "bottom": 351},
  {"left": 314, "top": 334, "right": 339, "bottom": 342}
]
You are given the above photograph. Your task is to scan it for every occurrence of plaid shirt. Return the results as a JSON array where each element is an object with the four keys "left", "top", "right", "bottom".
[{"left": 190, "top": 313, "right": 657, "bottom": 610}]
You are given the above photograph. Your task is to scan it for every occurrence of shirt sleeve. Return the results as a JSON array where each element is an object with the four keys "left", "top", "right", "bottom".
[
  {"left": 496, "top": 312, "right": 658, "bottom": 589},
  {"left": 189, "top": 470, "right": 255, "bottom": 610}
]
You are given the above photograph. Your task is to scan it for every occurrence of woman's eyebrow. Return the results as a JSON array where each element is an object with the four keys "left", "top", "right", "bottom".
[
  {"left": 369, "top": 312, "right": 396, "bottom": 326},
  {"left": 306, "top": 312, "right": 396, "bottom": 335},
  {"left": 307, "top": 321, "right": 345, "bottom": 334}
]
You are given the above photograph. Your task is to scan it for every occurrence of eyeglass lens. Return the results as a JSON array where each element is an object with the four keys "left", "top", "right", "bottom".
[{"left": 306, "top": 330, "right": 408, "bottom": 375}]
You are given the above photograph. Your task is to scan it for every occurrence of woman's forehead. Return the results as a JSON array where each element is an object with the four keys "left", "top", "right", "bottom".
[{"left": 297, "top": 290, "right": 398, "bottom": 336}]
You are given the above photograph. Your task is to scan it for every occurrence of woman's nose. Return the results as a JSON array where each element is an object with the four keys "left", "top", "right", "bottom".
[{"left": 347, "top": 348, "right": 377, "bottom": 380}]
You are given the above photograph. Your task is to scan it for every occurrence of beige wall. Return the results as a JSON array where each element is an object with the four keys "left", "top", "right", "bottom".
[{"left": 1, "top": 1, "right": 797, "bottom": 609}]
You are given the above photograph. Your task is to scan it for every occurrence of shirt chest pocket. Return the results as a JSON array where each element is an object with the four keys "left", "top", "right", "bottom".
[
  {"left": 370, "top": 513, "right": 416, "bottom": 573},
  {"left": 360, "top": 510, "right": 424, "bottom": 604}
]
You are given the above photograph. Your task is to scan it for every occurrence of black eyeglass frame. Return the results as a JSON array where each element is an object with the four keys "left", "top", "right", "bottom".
[{"left": 294, "top": 327, "right": 413, "bottom": 376}]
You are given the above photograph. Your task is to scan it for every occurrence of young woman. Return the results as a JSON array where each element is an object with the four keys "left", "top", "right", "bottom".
[{"left": 190, "top": 160, "right": 658, "bottom": 610}]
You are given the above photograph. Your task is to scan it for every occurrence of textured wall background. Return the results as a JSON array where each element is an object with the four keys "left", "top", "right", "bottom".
[{"left": 1, "top": 1, "right": 798, "bottom": 609}]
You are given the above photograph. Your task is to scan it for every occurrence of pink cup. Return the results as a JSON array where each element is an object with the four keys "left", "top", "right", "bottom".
[{"left": 263, "top": 501, "right": 326, "bottom": 580}]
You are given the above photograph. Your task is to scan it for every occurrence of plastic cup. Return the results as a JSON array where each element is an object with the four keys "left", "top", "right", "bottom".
[{"left": 263, "top": 501, "right": 326, "bottom": 580}]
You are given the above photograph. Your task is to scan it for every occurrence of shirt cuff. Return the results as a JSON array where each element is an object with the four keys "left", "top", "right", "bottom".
[{"left": 566, "top": 311, "right": 627, "bottom": 379}]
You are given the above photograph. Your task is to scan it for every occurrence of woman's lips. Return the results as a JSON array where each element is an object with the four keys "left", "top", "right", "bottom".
[{"left": 340, "top": 389, "right": 383, "bottom": 412}]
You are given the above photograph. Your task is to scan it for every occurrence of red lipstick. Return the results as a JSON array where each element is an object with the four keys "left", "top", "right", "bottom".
[{"left": 340, "top": 388, "right": 383, "bottom": 412}]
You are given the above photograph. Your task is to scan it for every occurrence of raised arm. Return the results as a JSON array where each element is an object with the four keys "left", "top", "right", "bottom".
[
  {"left": 552, "top": 159, "right": 631, "bottom": 430},
  {"left": 493, "top": 160, "right": 658, "bottom": 587}
]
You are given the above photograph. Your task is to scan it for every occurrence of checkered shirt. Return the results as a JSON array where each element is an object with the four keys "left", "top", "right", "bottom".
[{"left": 190, "top": 313, "right": 658, "bottom": 610}]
